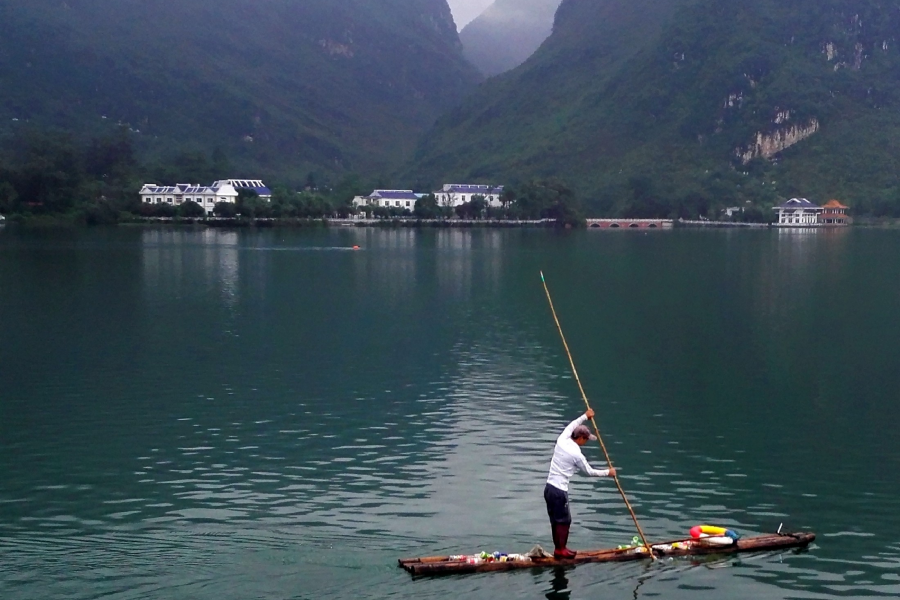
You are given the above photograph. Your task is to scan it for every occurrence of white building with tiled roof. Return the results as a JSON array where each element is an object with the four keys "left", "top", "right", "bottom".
[
  {"left": 352, "top": 189, "right": 420, "bottom": 211},
  {"left": 433, "top": 184, "right": 504, "bottom": 207},
  {"left": 211, "top": 179, "right": 272, "bottom": 199},
  {"left": 139, "top": 182, "right": 239, "bottom": 215},
  {"left": 773, "top": 198, "right": 822, "bottom": 226}
]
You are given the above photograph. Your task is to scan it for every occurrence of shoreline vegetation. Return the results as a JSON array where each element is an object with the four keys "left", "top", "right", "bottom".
[
  {"left": 0, "top": 129, "right": 892, "bottom": 230},
  {"left": 0, "top": 129, "right": 591, "bottom": 228},
  {"left": 5, "top": 214, "right": 896, "bottom": 230},
  {"left": 0, "top": 214, "right": 564, "bottom": 228}
]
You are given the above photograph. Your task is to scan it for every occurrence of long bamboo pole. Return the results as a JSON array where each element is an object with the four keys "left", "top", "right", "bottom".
[{"left": 540, "top": 271, "right": 654, "bottom": 557}]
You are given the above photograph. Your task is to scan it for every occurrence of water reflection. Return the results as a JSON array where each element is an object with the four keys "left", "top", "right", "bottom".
[
  {"left": 141, "top": 229, "right": 241, "bottom": 309},
  {"left": 352, "top": 228, "right": 419, "bottom": 304},
  {"left": 545, "top": 566, "right": 571, "bottom": 599},
  {"left": 433, "top": 229, "right": 505, "bottom": 299},
  {"left": 347, "top": 229, "right": 509, "bottom": 309},
  {"left": 1, "top": 228, "right": 898, "bottom": 600}
]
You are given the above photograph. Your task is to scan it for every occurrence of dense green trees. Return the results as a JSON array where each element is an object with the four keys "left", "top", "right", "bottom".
[
  {"left": 454, "top": 194, "right": 487, "bottom": 219},
  {"left": 139, "top": 203, "right": 176, "bottom": 218},
  {"left": 0, "top": 129, "right": 364, "bottom": 223},
  {"left": 213, "top": 202, "right": 238, "bottom": 218},
  {"left": 0, "top": 129, "right": 142, "bottom": 222},
  {"left": 0, "top": 182, "right": 18, "bottom": 213},
  {"left": 232, "top": 188, "right": 346, "bottom": 219},
  {"left": 177, "top": 200, "right": 206, "bottom": 218},
  {"left": 413, "top": 193, "right": 446, "bottom": 219},
  {"left": 504, "top": 180, "right": 584, "bottom": 225},
  {"left": 149, "top": 150, "right": 232, "bottom": 187},
  {"left": 236, "top": 190, "right": 267, "bottom": 218}
]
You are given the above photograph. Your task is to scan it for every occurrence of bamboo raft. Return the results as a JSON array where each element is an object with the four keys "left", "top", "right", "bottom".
[{"left": 399, "top": 531, "right": 815, "bottom": 576}]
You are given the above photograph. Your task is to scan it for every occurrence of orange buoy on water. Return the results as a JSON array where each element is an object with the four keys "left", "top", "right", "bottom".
[{"left": 352, "top": 245, "right": 360, "bottom": 250}]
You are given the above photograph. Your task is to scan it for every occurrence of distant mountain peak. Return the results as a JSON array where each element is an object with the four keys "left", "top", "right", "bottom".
[
  {"left": 459, "top": 0, "right": 561, "bottom": 76},
  {"left": 410, "top": 0, "right": 900, "bottom": 216}
]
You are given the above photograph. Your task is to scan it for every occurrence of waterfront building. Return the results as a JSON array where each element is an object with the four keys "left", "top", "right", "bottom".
[
  {"left": 140, "top": 179, "right": 271, "bottom": 215},
  {"left": 433, "top": 184, "right": 504, "bottom": 207},
  {"left": 819, "top": 199, "right": 851, "bottom": 225},
  {"left": 139, "top": 182, "right": 238, "bottom": 215},
  {"left": 352, "top": 190, "right": 420, "bottom": 211},
  {"left": 211, "top": 179, "right": 272, "bottom": 200},
  {"left": 773, "top": 198, "right": 822, "bottom": 226}
]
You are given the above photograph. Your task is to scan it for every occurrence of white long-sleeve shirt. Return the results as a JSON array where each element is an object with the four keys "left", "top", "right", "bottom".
[{"left": 546, "top": 415, "right": 609, "bottom": 492}]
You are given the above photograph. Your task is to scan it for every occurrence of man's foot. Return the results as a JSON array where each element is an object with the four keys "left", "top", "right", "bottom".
[{"left": 553, "top": 548, "right": 577, "bottom": 560}]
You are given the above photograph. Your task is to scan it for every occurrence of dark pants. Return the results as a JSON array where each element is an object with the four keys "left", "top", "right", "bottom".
[{"left": 544, "top": 483, "right": 572, "bottom": 525}]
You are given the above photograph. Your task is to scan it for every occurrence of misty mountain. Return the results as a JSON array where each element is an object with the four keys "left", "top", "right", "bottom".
[
  {"left": 0, "top": 0, "right": 480, "bottom": 181},
  {"left": 410, "top": 0, "right": 900, "bottom": 216},
  {"left": 459, "top": 0, "right": 561, "bottom": 77}
]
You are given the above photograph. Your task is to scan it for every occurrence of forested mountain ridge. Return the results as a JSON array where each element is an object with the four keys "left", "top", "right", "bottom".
[
  {"left": 0, "top": 0, "right": 480, "bottom": 183},
  {"left": 460, "top": 0, "right": 561, "bottom": 76},
  {"left": 409, "top": 0, "right": 900, "bottom": 217}
]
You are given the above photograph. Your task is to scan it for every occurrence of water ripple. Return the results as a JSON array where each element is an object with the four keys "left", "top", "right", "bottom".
[{"left": 3, "top": 228, "right": 899, "bottom": 600}]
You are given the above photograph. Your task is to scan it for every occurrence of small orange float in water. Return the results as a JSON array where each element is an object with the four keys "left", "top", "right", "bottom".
[{"left": 352, "top": 245, "right": 360, "bottom": 250}]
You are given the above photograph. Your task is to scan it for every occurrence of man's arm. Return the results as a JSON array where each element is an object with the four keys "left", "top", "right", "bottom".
[
  {"left": 574, "top": 453, "right": 614, "bottom": 477},
  {"left": 557, "top": 409, "right": 595, "bottom": 443},
  {"left": 557, "top": 415, "right": 586, "bottom": 443}
]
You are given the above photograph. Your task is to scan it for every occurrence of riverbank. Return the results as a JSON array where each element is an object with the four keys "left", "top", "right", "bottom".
[
  {"left": 4, "top": 213, "right": 895, "bottom": 229},
  {"left": 138, "top": 216, "right": 559, "bottom": 228},
  {"left": 0, "top": 214, "right": 562, "bottom": 228},
  {"left": 677, "top": 219, "right": 770, "bottom": 228}
]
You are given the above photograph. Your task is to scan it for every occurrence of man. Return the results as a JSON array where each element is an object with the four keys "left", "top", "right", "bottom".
[{"left": 544, "top": 408, "right": 616, "bottom": 559}]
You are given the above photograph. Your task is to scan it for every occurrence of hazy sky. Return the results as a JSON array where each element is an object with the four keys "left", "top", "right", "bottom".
[{"left": 447, "top": 0, "right": 494, "bottom": 29}]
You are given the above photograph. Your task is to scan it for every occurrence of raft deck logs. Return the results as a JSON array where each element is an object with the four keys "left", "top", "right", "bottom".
[{"left": 398, "top": 532, "right": 815, "bottom": 576}]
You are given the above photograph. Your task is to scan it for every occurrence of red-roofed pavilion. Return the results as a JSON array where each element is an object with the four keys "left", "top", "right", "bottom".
[{"left": 819, "top": 200, "right": 850, "bottom": 226}]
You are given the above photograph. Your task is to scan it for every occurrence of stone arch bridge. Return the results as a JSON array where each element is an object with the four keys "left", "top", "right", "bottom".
[{"left": 586, "top": 219, "right": 674, "bottom": 229}]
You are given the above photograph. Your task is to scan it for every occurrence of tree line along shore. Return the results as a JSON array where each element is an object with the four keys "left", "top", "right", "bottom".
[{"left": 0, "top": 129, "right": 890, "bottom": 228}]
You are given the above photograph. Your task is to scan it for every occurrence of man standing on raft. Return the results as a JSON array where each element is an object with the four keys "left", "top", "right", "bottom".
[{"left": 545, "top": 409, "right": 616, "bottom": 559}]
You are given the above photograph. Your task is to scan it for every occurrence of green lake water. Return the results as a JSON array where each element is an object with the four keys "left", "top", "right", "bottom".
[{"left": 1, "top": 226, "right": 898, "bottom": 599}]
